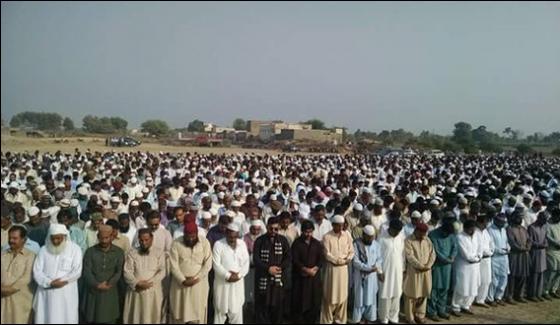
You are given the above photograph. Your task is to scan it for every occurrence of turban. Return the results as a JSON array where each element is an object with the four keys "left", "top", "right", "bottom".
[
  {"left": 415, "top": 223, "right": 429, "bottom": 233},
  {"left": 184, "top": 221, "right": 198, "bottom": 235}
]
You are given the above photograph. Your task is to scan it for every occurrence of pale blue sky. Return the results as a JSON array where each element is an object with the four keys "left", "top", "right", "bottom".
[{"left": 2, "top": 1, "right": 559, "bottom": 135}]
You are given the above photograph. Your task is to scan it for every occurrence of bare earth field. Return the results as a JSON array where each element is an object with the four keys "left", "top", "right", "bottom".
[{"left": 1, "top": 135, "right": 283, "bottom": 155}]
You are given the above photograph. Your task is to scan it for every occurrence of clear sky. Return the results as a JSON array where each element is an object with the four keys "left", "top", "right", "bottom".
[{"left": 2, "top": 1, "right": 559, "bottom": 135}]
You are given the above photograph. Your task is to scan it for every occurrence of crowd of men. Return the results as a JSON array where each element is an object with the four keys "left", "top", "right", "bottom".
[{"left": 1, "top": 149, "right": 559, "bottom": 324}]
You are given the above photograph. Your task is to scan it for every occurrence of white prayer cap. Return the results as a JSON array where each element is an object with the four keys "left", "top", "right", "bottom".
[
  {"left": 411, "top": 211, "right": 422, "bottom": 219},
  {"left": 20, "top": 184, "right": 28, "bottom": 191},
  {"left": 430, "top": 199, "right": 440, "bottom": 206},
  {"left": 110, "top": 196, "right": 122, "bottom": 203},
  {"left": 142, "top": 188, "right": 150, "bottom": 194},
  {"left": 100, "top": 193, "right": 110, "bottom": 201},
  {"left": 210, "top": 208, "right": 218, "bottom": 216},
  {"left": 41, "top": 209, "right": 51, "bottom": 218},
  {"left": 334, "top": 189, "right": 342, "bottom": 195},
  {"left": 332, "top": 215, "right": 345, "bottom": 224},
  {"left": 48, "top": 223, "right": 69, "bottom": 236},
  {"left": 232, "top": 200, "right": 242, "bottom": 208},
  {"left": 289, "top": 195, "right": 299, "bottom": 203},
  {"left": 353, "top": 203, "right": 363, "bottom": 211},
  {"left": 225, "top": 211, "right": 236, "bottom": 218},
  {"left": 270, "top": 194, "right": 277, "bottom": 201},
  {"left": 77, "top": 186, "right": 88, "bottom": 196},
  {"left": 201, "top": 211, "right": 212, "bottom": 220},
  {"left": 218, "top": 192, "right": 225, "bottom": 199},
  {"left": 130, "top": 177, "right": 138, "bottom": 184},
  {"left": 130, "top": 200, "right": 139, "bottom": 207},
  {"left": 374, "top": 198, "right": 383, "bottom": 206},
  {"left": 59, "top": 199, "right": 71, "bottom": 208},
  {"left": 70, "top": 199, "right": 79, "bottom": 207},
  {"left": 200, "top": 192, "right": 210, "bottom": 199},
  {"left": 135, "top": 192, "right": 143, "bottom": 199},
  {"left": 251, "top": 219, "right": 263, "bottom": 228},
  {"left": 9, "top": 182, "right": 19, "bottom": 189},
  {"left": 491, "top": 198, "right": 502, "bottom": 205},
  {"left": 364, "top": 225, "right": 376, "bottom": 237},
  {"left": 1, "top": 184, "right": 6, "bottom": 190},
  {"left": 226, "top": 222, "right": 240, "bottom": 232},
  {"left": 458, "top": 197, "right": 468, "bottom": 204},
  {"left": 57, "top": 183, "right": 65, "bottom": 189},
  {"left": 37, "top": 184, "right": 47, "bottom": 192},
  {"left": 362, "top": 188, "right": 372, "bottom": 194},
  {"left": 28, "top": 206, "right": 40, "bottom": 217}
]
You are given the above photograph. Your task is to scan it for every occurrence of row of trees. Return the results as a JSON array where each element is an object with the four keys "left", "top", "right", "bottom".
[{"left": 9, "top": 112, "right": 75, "bottom": 131}]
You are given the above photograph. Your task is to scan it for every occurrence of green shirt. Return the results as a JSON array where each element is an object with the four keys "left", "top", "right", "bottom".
[
  {"left": 428, "top": 228, "right": 458, "bottom": 290},
  {"left": 82, "top": 244, "right": 124, "bottom": 323}
]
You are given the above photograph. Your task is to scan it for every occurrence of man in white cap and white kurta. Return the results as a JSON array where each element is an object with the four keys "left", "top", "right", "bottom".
[
  {"left": 33, "top": 223, "right": 83, "bottom": 324},
  {"left": 212, "top": 222, "right": 250, "bottom": 324},
  {"left": 320, "top": 214, "right": 355, "bottom": 324}
]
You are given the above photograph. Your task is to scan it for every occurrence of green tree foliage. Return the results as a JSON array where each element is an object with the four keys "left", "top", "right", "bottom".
[
  {"left": 82, "top": 115, "right": 128, "bottom": 134},
  {"left": 516, "top": 143, "right": 534, "bottom": 155},
  {"left": 187, "top": 119, "right": 205, "bottom": 132},
  {"left": 304, "top": 119, "right": 326, "bottom": 130},
  {"left": 62, "top": 117, "right": 75, "bottom": 131},
  {"left": 232, "top": 118, "right": 247, "bottom": 131},
  {"left": 140, "top": 119, "right": 170, "bottom": 136},
  {"left": 10, "top": 111, "right": 63, "bottom": 131}
]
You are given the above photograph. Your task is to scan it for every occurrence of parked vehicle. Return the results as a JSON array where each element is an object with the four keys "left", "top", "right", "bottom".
[{"left": 106, "top": 136, "right": 141, "bottom": 147}]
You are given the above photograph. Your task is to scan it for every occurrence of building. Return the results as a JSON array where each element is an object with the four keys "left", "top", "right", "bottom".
[
  {"left": 277, "top": 128, "right": 343, "bottom": 144},
  {"left": 258, "top": 122, "right": 312, "bottom": 141},
  {"left": 247, "top": 120, "right": 273, "bottom": 136}
]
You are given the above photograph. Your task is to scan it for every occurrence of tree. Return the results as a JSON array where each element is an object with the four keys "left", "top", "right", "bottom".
[
  {"left": 10, "top": 111, "right": 63, "bottom": 131},
  {"left": 452, "top": 122, "right": 473, "bottom": 145},
  {"left": 304, "top": 119, "right": 326, "bottom": 130},
  {"left": 141, "top": 119, "right": 170, "bottom": 137},
  {"left": 516, "top": 143, "right": 534, "bottom": 155},
  {"left": 187, "top": 119, "right": 205, "bottom": 132},
  {"left": 232, "top": 118, "right": 247, "bottom": 131},
  {"left": 109, "top": 117, "right": 128, "bottom": 131},
  {"left": 82, "top": 115, "right": 128, "bottom": 134},
  {"left": 62, "top": 117, "right": 75, "bottom": 131}
]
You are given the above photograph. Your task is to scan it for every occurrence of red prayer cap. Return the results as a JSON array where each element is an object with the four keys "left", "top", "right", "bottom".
[
  {"left": 184, "top": 221, "right": 198, "bottom": 235},
  {"left": 415, "top": 223, "right": 429, "bottom": 233}
]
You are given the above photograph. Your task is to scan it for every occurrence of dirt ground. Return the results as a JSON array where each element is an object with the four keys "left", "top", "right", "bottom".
[
  {"left": 421, "top": 299, "right": 560, "bottom": 324},
  {"left": 1, "top": 135, "right": 286, "bottom": 155}
]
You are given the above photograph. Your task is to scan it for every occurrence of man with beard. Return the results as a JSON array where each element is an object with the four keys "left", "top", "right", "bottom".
[
  {"left": 351, "top": 225, "right": 382, "bottom": 324},
  {"left": 527, "top": 211, "right": 549, "bottom": 301},
  {"left": 403, "top": 223, "right": 435, "bottom": 324},
  {"left": 123, "top": 228, "right": 166, "bottom": 324},
  {"left": 291, "top": 220, "right": 324, "bottom": 323},
  {"left": 378, "top": 219, "right": 406, "bottom": 324},
  {"left": 427, "top": 216, "right": 458, "bottom": 321},
  {"left": 452, "top": 219, "right": 482, "bottom": 316},
  {"left": 320, "top": 215, "right": 354, "bottom": 324},
  {"left": 544, "top": 208, "right": 560, "bottom": 299},
  {"left": 169, "top": 221, "right": 213, "bottom": 323},
  {"left": 33, "top": 223, "right": 83, "bottom": 324},
  {"left": 253, "top": 216, "right": 291, "bottom": 324},
  {"left": 118, "top": 213, "right": 137, "bottom": 246},
  {"left": 1, "top": 225, "right": 36, "bottom": 324},
  {"left": 24, "top": 206, "right": 48, "bottom": 246},
  {"left": 105, "top": 219, "right": 131, "bottom": 253},
  {"left": 57, "top": 209, "right": 87, "bottom": 253},
  {"left": 506, "top": 211, "right": 532, "bottom": 304},
  {"left": 81, "top": 225, "right": 125, "bottom": 324},
  {"left": 213, "top": 222, "right": 250, "bottom": 324},
  {"left": 487, "top": 213, "right": 511, "bottom": 306}
]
